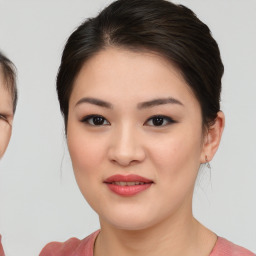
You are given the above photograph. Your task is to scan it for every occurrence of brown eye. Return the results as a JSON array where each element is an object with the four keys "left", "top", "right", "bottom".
[
  {"left": 82, "top": 115, "right": 110, "bottom": 126},
  {"left": 152, "top": 117, "right": 164, "bottom": 126},
  {"left": 145, "top": 115, "right": 175, "bottom": 127}
]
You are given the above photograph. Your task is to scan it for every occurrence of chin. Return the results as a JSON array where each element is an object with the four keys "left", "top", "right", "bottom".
[
  {"left": 108, "top": 219, "right": 155, "bottom": 231},
  {"left": 99, "top": 208, "right": 159, "bottom": 231}
]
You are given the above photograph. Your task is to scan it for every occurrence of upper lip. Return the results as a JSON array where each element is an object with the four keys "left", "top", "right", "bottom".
[{"left": 104, "top": 174, "right": 153, "bottom": 183}]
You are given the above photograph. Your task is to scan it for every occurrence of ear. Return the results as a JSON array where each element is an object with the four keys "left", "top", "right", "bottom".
[{"left": 200, "top": 111, "right": 225, "bottom": 163}]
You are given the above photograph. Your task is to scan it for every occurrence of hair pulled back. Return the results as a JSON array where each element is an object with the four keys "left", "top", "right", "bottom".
[{"left": 57, "top": 0, "right": 224, "bottom": 130}]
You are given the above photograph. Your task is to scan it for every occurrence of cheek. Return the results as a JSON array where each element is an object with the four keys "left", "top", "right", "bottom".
[
  {"left": 67, "top": 124, "right": 112, "bottom": 210},
  {"left": 67, "top": 132, "right": 104, "bottom": 174},
  {"left": 145, "top": 131, "right": 203, "bottom": 215},
  {"left": 149, "top": 127, "right": 203, "bottom": 183},
  {"left": 66, "top": 121, "right": 111, "bottom": 200}
]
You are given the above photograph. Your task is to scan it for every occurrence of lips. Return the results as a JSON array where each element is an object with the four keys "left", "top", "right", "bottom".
[{"left": 104, "top": 174, "right": 153, "bottom": 196}]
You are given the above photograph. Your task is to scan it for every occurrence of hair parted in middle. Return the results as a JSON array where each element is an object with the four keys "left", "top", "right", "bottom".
[{"left": 56, "top": 0, "right": 224, "bottom": 131}]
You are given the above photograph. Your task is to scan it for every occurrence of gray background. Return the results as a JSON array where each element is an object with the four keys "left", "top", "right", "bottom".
[{"left": 0, "top": 0, "right": 255, "bottom": 255}]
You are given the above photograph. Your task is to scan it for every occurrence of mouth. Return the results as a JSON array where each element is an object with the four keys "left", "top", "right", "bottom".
[
  {"left": 108, "top": 181, "right": 150, "bottom": 186},
  {"left": 104, "top": 174, "right": 153, "bottom": 196}
]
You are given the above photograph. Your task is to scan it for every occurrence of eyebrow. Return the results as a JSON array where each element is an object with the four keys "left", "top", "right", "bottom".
[
  {"left": 137, "top": 97, "right": 183, "bottom": 109},
  {"left": 75, "top": 97, "right": 113, "bottom": 108},
  {"left": 75, "top": 97, "right": 183, "bottom": 109}
]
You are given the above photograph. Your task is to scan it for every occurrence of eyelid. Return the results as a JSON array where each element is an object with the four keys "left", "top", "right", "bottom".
[
  {"left": 0, "top": 114, "right": 12, "bottom": 127},
  {"left": 81, "top": 114, "right": 110, "bottom": 126},
  {"left": 144, "top": 115, "right": 176, "bottom": 126},
  {"left": 0, "top": 114, "right": 8, "bottom": 122}
]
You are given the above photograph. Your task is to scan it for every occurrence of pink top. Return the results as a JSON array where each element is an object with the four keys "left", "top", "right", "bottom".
[
  {"left": 40, "top": 230, "right": 255, "bottom": 256},
  {"left": 0, "top": 235, "right": 5, "bottom": 256}
]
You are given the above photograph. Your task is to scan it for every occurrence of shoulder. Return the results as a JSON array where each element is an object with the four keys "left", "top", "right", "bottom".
[
  {"left": 210, "top": 237, "right": 255, "bottom": 256},
  {"left": 39, "top": 230, "right": 100, "bottom": 256},
  {"left": 0, "top": 235, "right": 5, "bottom": 256}
]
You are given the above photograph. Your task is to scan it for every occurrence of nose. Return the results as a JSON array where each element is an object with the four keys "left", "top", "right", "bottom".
[{"left": 108, "top": 125, "right": 146, "bottom": 167}]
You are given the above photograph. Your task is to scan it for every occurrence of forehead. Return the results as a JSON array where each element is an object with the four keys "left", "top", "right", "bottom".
[{"left": 71, "top": 48, "right": 197, "bottom": 105}]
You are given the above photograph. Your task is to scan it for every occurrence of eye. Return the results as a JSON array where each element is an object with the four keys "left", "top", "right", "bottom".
[
  {"left": 81, "top": 115, "right": 110, "bottom": 126},
  {"left": 0, "top": 114, "right": 8, "bottom": 122},
  {"left": 144, "top": 115, "right": 176, "bottom": 127}
]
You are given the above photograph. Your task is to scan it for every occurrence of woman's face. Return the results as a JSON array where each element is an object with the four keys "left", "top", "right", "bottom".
[
  {"left": 67, "top": 48, "right": 210, "bottom": 230},
  {"left": 0, "top": 74, "right": 13, "bottom": 158}
]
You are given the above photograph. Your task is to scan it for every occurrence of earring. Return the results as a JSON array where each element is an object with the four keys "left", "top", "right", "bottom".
[{"left": 205, "top": 155, "right": 211, "bottom": 169}]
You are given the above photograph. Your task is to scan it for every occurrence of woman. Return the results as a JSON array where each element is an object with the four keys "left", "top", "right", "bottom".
[
  {"left": 40, "top": 0, "right": 254, "bottom": 255},
  {"left": 0, "top": 51, "right": 17, "bottom": 256}
]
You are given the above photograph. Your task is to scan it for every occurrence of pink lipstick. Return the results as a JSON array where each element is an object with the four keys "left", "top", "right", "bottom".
[{"left": 104, "top": 174, "right": 153, "bottom": 196}]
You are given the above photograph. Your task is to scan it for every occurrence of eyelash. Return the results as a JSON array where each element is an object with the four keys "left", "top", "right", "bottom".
[
  {"left": 81, "top": 115, "right": 110, "bottom": 126},
  {"left": 144, "top": 115, "right": 176, "bottom": 127},
  {"left": 0, "top": 114, "right": 8, "bottom": 122},
  {"left": 81, "top": 114, "right": 176, "bottom": 127}
]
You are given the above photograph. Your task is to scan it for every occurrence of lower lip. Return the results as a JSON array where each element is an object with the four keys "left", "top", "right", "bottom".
[{"left": 106, "top": 183, "right": 152, "bottom": 196}]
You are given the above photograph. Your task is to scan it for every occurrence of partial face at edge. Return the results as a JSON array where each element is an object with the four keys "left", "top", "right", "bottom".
[
  {"left": 66, "top": 48, "right": 223, "bottom": 230},
  {"left": 0, "top": 73, "right": 13, "bottom": 158}
]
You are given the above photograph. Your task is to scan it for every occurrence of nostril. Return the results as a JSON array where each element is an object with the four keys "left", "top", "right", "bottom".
[
  {"left": 108, "top": 133, "right": 146, "bottom": 165},
  {"left": 110, "top": 158, "right": 140, "bottom": 167}
]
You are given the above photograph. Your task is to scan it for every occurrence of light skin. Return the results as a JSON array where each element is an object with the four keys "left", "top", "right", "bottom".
[
  {"left": 67, "top": 48, "right": 225, "bottom": 256},
  {"left": 0, "top": 71, "right": 13, "bottom": 158}
]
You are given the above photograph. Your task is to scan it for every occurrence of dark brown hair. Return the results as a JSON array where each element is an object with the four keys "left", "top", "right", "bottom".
[
  {"left": 57, "top": 0, "right": 224, "bottom": 130},
  {"left": 0, "top": 51, "right": 17, "bottom": 113}
]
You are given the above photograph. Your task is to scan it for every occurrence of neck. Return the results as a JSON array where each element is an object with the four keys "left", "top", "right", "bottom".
[{"left": 94, "top": 205, "right": 216, "bottom": 256}]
